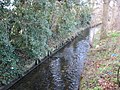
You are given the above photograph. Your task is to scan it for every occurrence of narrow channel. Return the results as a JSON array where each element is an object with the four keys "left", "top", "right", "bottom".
[{"left": 3, "top": 27, "right": 92, "bottom": 90}]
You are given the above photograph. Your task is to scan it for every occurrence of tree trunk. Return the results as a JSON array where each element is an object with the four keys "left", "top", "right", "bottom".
[
  {"left": 111, "top": 0, "right": 116, "bottom": 30},
  {"left": 116, "top": 0, "right": 120, "bottom": 31},
  {"left": 100, "top": 0, "right": 109, "bottom": 40}
]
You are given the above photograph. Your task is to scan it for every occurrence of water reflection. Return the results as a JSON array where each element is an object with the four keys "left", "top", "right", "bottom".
[
  {"left": 34, "top": 36, "right": 90, "bottom": 90},
  {"left": 7, "top": 33, "right": 90, "bottom": 90}
]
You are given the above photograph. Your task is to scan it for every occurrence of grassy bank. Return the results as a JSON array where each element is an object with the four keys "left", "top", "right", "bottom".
[{"left": 81, "top": 31, "right": 120, "bottom": 90}]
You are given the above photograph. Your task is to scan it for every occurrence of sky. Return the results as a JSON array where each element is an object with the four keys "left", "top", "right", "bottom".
[{"left": 0, "top": 0, "right": 15, "bottom": 10}]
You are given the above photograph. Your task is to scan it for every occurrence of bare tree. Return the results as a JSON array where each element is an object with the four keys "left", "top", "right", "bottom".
[
  {"left": 116, "top": 0, "right": 120, "bottom": 31},
  {"left": 111, "top": 0, "right": 116, "bottom": 30},
  {"left": 100, "top": 0, "right": 110, "bottom": 39}
]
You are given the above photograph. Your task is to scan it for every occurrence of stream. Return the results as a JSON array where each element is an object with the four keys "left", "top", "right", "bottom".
[{"left": 4, "top": 28, "right": 92, "bottom": 90}]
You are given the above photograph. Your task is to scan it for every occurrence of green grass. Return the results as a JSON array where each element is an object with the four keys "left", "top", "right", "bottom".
[
  {"left": 93, "top": 86, "right": 102, "bottom": 90},
  {"left": 109, "top": 32, "right": 120, "bottom": 37}
]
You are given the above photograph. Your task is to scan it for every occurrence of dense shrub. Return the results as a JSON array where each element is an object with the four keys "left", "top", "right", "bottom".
[{"left": 0, "top": 0, "right": 91, "bottom": 85}]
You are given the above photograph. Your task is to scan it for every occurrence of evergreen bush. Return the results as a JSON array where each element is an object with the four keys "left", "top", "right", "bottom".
[{"left": 0, "top": 0, "right": 91, "bottom": 85}]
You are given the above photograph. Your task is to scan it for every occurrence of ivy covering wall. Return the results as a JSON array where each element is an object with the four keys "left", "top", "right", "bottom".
[{"left": 0, "top": 0, "right": 91, "bottom": 85}]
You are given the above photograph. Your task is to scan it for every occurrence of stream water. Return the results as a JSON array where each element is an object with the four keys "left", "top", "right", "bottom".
[{"left": 5, "top": 29, "right": 91, "bottom": 90}]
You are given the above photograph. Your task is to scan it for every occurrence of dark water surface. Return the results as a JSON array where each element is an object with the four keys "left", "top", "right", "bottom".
[{"left": 5, "top": 30, "right": 90, "bottom": 90}]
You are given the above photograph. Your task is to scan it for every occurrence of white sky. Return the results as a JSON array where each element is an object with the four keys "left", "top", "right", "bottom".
[{"left": 1, "top": 0, "right": 15, "bottom": 10}]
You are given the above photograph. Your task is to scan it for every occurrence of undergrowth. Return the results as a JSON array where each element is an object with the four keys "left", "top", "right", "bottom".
[{"left": 81, "top": 31, "right": 120, "bottom": 90}]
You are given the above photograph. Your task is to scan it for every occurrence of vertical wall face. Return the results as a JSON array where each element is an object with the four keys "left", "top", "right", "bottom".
[
  {"left": 89, "top": 25, "right": 102, "bottom": 47},
  {"left": 89, "top": 29, "right": 94, "bottom": 47}
]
